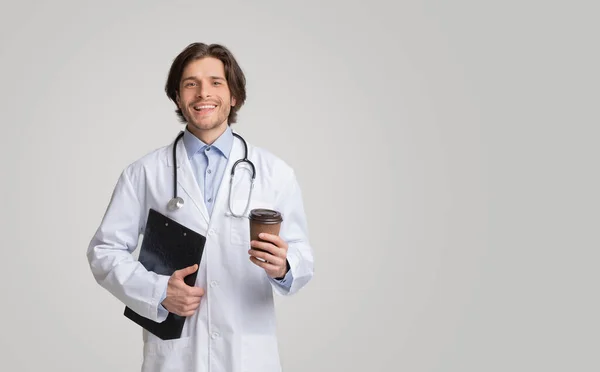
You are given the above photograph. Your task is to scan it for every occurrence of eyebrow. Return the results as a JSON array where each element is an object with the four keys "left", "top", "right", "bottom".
[{"left": 182, "top": 76, "right": 226, "bottom": 82}]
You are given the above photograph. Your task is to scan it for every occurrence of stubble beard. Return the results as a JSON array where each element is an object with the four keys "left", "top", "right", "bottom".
[{"left": 184, "top": 106, "right": 231, "bottom": 138}]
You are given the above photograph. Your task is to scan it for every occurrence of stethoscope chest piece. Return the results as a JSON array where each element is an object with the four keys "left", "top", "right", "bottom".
[{"left": 168, "top": 196, "right": 184, "bottom": 211}]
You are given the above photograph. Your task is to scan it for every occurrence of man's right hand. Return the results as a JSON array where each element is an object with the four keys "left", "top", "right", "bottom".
[{"left": 161, "top": 264, "right": 205, "bottom": 317}]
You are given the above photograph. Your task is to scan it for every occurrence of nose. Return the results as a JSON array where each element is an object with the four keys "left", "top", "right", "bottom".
[{"left": 197, "top": 82, "right": 211, "bottom": 98}]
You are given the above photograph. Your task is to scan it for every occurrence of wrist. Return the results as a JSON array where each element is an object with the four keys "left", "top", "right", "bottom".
[{"left": 275, "top": 260, "right": 290, "bottom": 280}]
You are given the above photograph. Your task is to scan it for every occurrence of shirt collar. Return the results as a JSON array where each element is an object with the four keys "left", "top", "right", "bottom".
[{"left": 183, "top": 125, "right": 234, "bottom": 159}]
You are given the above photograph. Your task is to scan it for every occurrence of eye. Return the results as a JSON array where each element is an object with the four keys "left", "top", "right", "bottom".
[
  {"left": 213, "top": 81, "right": 222, "bottom": 86},
  {"left": 185, "top": 82, "right": 197, "bottom": 87}
]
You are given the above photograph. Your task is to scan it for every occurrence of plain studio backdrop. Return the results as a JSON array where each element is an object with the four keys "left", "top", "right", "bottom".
[{"left": 0, "top": 0, "right": 598, "bottom": 371}]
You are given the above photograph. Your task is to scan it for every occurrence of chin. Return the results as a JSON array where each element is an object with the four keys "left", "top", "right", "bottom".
[{"left": 190, "top": 120, "right": 225, "bottom": 131}]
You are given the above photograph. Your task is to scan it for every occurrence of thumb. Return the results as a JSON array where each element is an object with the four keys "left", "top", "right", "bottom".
[{"left": 173, "top": 264, "right": 198, "bottom": 279}]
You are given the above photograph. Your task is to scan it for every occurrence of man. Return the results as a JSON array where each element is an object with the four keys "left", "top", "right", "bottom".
[{"left": 87, "top": 42, "right": 314, "bottom": 372}]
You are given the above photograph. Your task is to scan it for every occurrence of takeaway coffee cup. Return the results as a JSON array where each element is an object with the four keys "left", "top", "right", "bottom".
[{"left": 249, "top": 209, "right": 283, "bottom": 249}]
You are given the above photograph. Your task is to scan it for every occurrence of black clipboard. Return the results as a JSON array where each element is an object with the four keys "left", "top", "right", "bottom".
[{"left": 123, "top": 208, "right": 206, "bottom": 340}]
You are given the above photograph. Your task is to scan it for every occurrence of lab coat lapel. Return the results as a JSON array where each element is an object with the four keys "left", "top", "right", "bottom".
[{"left": 167, "top": 134, "right": 210, "bottom": 224}]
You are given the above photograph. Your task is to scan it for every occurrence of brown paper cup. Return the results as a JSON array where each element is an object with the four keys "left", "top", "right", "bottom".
[{"left": 249, "top": 209, "right": 283, "bottom": 256}]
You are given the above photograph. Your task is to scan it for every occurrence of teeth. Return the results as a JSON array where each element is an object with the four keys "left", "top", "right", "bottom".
[{"left": 194, "top": 105, "right": 216, "bottom": 110}]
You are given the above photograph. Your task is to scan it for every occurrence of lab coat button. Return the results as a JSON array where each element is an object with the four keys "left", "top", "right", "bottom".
[
  {"left": 210, "top": 281, "right": 218, "bottom": 288},
  {"left": 211, "top": 332, "right": 220, "bottom": 339},
  {"left": 208, "top": 229, "right": 215, "bottom": 235}
]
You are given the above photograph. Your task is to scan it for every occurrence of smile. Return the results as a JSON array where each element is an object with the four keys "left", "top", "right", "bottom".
[
  {"left": 193, "top": 104, "right": 216, "bottom": 112},
  {"left": 193, "top": 105, "right": 216, "bottom": 116}
]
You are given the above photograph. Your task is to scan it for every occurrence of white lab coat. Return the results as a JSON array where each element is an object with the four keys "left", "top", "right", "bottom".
[{"left": 87, "top": 131, "right": 314, "bottom": 372}]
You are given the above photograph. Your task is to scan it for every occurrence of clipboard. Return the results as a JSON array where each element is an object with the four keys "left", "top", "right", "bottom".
[{"left": 123, "top": 208, "right": 206, "bottom": 340}]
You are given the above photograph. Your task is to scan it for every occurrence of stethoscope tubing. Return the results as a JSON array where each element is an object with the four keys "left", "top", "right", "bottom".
[{"left": 168, "top": 130, "right": 255, "bottom": 215}]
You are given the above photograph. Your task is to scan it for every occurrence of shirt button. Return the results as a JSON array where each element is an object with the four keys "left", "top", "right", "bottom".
[
  {"left": 210, "top": 280, "right": 218, "bottom": 288},
  {"left": 208, "top": 197, "right": 213, "bottom": 203},
  {"left": 211, "top": 332, "right": 220, "bottom": 339},
  {"left": 207, "top": 169, "right": 212, "bottom": 174},
  {"left": 206, "top": 147, "right": 211, "bottom": 151}
]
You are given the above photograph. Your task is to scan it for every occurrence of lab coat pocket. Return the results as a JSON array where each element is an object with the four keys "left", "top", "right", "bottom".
[
  {"left": 230, "top": 199, "right": 274, "bottom": 246},
  {"left": 241, "top": 334, "right": 281, "bottom": 372},
  {"left": 141, "top": 336, "right": 192, "bottom": 372}
]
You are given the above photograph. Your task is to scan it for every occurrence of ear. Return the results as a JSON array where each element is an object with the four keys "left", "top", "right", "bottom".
[
  {"left": 175, "top": 91, "right": 181, "bottom": 108},
  {"left": 231, "top": 96, "right": 237, "bottom": 107}
]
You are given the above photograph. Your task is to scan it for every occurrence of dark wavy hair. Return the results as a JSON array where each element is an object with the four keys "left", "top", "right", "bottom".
[{"left": 165, "top": 43, "right": 247, "bottom": 124}]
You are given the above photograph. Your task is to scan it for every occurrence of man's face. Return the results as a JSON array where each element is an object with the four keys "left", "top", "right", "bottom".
[{"left": 176, "top": 57, "right": 236, "bottom": 133}]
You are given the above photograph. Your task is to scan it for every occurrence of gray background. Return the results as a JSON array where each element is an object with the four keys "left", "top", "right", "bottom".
[{"left": 1, "top": 0, "right": 598, "bottom": 371}]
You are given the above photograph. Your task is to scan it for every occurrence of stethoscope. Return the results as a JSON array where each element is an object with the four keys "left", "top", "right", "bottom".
[{"left": 167, "top": 130, "right": 256, "bottom": 218}]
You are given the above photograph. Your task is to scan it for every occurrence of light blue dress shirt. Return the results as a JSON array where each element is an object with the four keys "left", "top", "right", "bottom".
[
  {"left": 182, "top": 125, "right": 232, "bottom": 216},
  {"left": 157, "top": 126, "right": 291, "bottom": 316}
]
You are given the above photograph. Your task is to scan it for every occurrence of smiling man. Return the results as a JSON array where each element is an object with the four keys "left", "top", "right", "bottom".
[
  {"left": 176, "top": 57, "right": 237, "bottom": 143},
  {"left": 87, "top": 43, "right": 314, "bottom": 372}
]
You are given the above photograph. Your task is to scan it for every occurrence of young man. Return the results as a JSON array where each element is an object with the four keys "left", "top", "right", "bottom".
[{"left": 87, "top": 43, "right": 314, "bottom": 372}]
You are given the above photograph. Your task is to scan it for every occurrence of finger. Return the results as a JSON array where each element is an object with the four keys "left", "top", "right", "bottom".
[
  {"left": 248, "top": 249, "right": 285, "bottom": 266},
  {"left": 185, "top": 295, "right": 202, "bottom": 305},
  {"left": 257, "top": 233, "right": 286, "bottom": 248},
  {"left": 185, "top": 286, "right": 205, "bottom": 297},
  {"left": 250, "top": 256, "right": 283, "bottom": 272},
  {"left": 250, "top": 240, "right": 284, "bottom": 257},
  {"left": 173, "top": 264, "right": 198, "bottom": 279},
  {"left": 183, "top": 301, "right": 200, "bottom": 312}
]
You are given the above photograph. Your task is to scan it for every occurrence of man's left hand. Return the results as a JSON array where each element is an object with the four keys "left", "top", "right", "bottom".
[{"left": 249, "top": 233, "right": 289, "bottom": 279}]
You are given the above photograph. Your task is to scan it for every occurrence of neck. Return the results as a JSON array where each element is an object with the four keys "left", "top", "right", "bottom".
[{"left": 186, "top": 122, "right": 228, "bottom": 145}]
